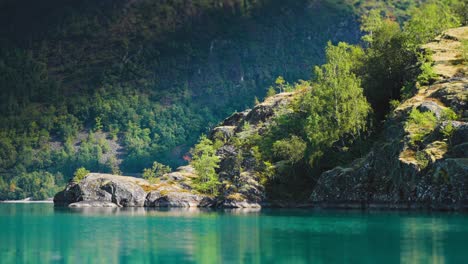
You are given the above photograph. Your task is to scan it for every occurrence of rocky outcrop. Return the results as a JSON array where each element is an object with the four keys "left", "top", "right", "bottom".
[
  {"left": 54, "top": 168, "right": 215, "bottom": 208},
  {"left": 54, "top": 173, "right": 148, "bottom": 207},
  {"left": 310, "top": 27, "right": 468, "bottom": 210}
]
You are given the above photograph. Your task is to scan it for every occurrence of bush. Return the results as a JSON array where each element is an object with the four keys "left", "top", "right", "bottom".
[
  {"left": 441, "top": 122, "right": 455, "bottom": 139},
  {"left": 272, "top": 135, "right": 307, "bottom": 164},
  {"left": 462, "top": 40, "right": 468, "bottom": 64},
  {"left": 190, "top": 135, "right": 220, "bottom": 196},
  {"left": 73, "top": 167, "right": 90, "bottom": 183},
  {"left": 417, "top": 61, "right": 437, "bottom": 85},
  {"left": 441, "top": 108, "right": 458, "bottom": 121},
  {"left": 415, "top": 151, "right": 429, "bottom": 169},
  {"left": 405, "top": 108, "right": 437, "bottom": 145},
  {"left": 142, "top": 161, "right": 171, "bottom": 183}
]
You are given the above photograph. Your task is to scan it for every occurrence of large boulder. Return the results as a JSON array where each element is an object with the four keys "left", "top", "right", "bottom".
[{"left": 54, "top": 173, "right": 147, "bottom": 207}]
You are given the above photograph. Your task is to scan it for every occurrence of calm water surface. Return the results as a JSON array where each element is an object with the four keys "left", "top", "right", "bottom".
[{"left": 1, "top": 203, "right": 467, "bottom": 263}]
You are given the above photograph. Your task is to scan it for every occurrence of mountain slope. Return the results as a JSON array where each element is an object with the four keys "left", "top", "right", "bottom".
[{"left": 311, "top": 26, "right": 468, "bottom": 209}]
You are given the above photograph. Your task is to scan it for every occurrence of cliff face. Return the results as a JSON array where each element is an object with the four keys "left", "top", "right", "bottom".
[{"left": 311, "top": 27, "right": 468, "bottom": 210}]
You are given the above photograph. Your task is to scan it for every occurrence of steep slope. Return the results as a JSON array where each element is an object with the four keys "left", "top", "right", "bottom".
[{"left": 311, "top": 27, "right": 468, "bottom": 210}]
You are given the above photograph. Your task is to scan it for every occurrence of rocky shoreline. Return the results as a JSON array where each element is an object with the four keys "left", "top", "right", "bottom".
[{"left": 53, "top": 169, "right": 262, "bottom": 209}]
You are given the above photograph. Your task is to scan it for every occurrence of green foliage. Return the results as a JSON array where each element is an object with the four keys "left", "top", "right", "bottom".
[
  {"left": 274, "top": 76, "right": 294, "bottom": 92},
  {"left": 360, "top": 9, "right": 385, "bottom": 45},
  {"left": 417, "top": 61, "right": 437, "bottom": 85},
  {"left": 9, "top": 171, "right": 60, "bottom": 200},
  {"left": 272, "top": 135, "right": 307, "bottom": 164},
  {"left": 441, "top": 122, "right": 455, "bottom": 139},
  {"left": 405, "top": 108, "right": 437, "bottom": 145},
  {"left": 441, "top": 108, "right": 458, "bottom": 121},
  {"left": 360, "top": 12, "right": 417, "bottom": 118},
  {"left": 415, "top": 151, "right": 430, "bottom": 169},
  {"left": 462, "top": 40, "right": 468, "bottom": 64},
  {"left": 94, "top": 117, "right": 103, "bottom": 132},
  {"left": 254, "top": 96, "right": 260, "bottom": 105},
  {"left": 389, "top": 100, "right": 400, "bottom": 110},
  {"left": 266, "top": 87, "right": 277, "bottom": 98},
  {"left": 142, "top": 161, "right": 171, "bottom": 183},
  {"left": 300, "top": 42, "right": 370, "bottom": 164},
  {"left": 0, "top": 0, "right": 464, "bottom": 199},
  {"left": 73, "top": 167, "right": 90, "bottom": 183},
  {"left": 190, "top": 135, "right": 220, "bottom": 196},
  {"left": 403, "top": 1, "right": 461, "bottom": 50}
]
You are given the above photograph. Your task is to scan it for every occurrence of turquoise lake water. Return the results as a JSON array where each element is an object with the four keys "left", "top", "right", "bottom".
[{"left": 1, "top": 204, "right": 467, "bottom": 263}]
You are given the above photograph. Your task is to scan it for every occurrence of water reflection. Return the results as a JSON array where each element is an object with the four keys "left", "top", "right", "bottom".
[
  {"left": 1, "top": 204, "right": 468, "bottom": 264},
  {"left": 54, "top": 206, "right": 262, "bottom": 216}
]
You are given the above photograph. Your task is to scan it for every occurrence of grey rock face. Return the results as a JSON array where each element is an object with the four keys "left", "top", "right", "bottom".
[
  {"left": 449, "top": 121, "right": 468, "bottom": 145},
  {"left": 431, "top": 79, "right": 467, "bottom": 116},
  {"left": 54, "top": 173, "right": 147, "bottom": 207},
  {"left": 210, "top": 126, "right": 236, "bottom": 141},
  {"left": 221, "top": 110, "right": 250, "bottom": 126},
  {"left": 176, "top": 165, "right": 195, "bottom": 174},
  {"left": 418, "top": 101, "right": 444, "bottom": 119},
  {"left": 101, "top": 180, "right": 146, "bottom": 207}
]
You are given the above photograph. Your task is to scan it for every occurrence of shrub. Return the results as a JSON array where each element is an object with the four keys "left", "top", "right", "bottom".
[
  {"left": 190, "top": 135, "right": 220, "bottom": 196},
  {"left": 417, "top": 61, "right": 437, "bottom": 85},
  {"left": 441, "top": 108, "right": 458, "bottom": 121},
  {"left": 441, "top": 122, "right": 455, "bottom": 139},
  {"left": 272, "top": 135, "right": 307, "bottom": 164},
  {"left": 461, "top": 40, "right": 468, "bottom": 64},
  {"left": 415, "top": 151, "right": 429, "bottom": 169},
  {"left": 389, "top": 99, "right": 400, "bottom": 110},
  {"left": 405, "top": 108, "right": 437, "bottom": 145},
  {"left": 266, "top": 87, "right": 276, "bottom": 97},
  {"left": 73, "top": 167, "right": 90, "bottom": 183},
  {"left": 142, "top": 161, "right": 171, "bottom": 183}
]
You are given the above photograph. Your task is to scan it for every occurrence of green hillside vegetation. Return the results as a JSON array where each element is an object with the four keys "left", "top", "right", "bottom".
[
  {"left": 187, "top": 0, "right": 465, "bottom": 200},
  {"left": 0, "top": 0, "right": 465, "bottom": 200}
]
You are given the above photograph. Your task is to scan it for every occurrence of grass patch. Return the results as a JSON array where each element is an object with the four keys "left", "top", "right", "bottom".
[{"left": 405, "top": 108, "right": 437, "bottom": 145}]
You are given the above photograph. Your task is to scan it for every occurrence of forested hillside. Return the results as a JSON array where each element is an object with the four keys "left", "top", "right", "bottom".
[{"left": 1, "top": 0, "right": 464, "bottom": 200}]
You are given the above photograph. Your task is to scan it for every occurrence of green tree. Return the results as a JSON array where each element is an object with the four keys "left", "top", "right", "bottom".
[
  {"left": 190, "top": 135, "right": 220, "bottom": 195},
  {"left": 272, "top": 135, "right": 307, "bottom": 164},
  {"left": 360, "top": 9, "right": 384, "bottom": 45},
  {"left": 299, "top": 42, "right": 370, "bottom": 164},
  {"left": 142, "top": 161, "right": 171, "bottom": 182},
  {"left": 73, "top": 167, "right": 90, "bottom": 183},
  {"left": 94, "top": 116, "right": 103, "bottom": 132},
  {"left": 404, "top": 1, "right": 461, "bottom": 50},
  {"left": 361, "top": 13, "right": 416, "bottom": 117}
]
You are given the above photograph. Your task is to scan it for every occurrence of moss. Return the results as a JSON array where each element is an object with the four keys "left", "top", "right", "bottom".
[
  {"left": 405, "top": 108, "right": 437, "bottom": 145},
  {"left": 415, "top": 151, "right": 430, "bottom": 169}
]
